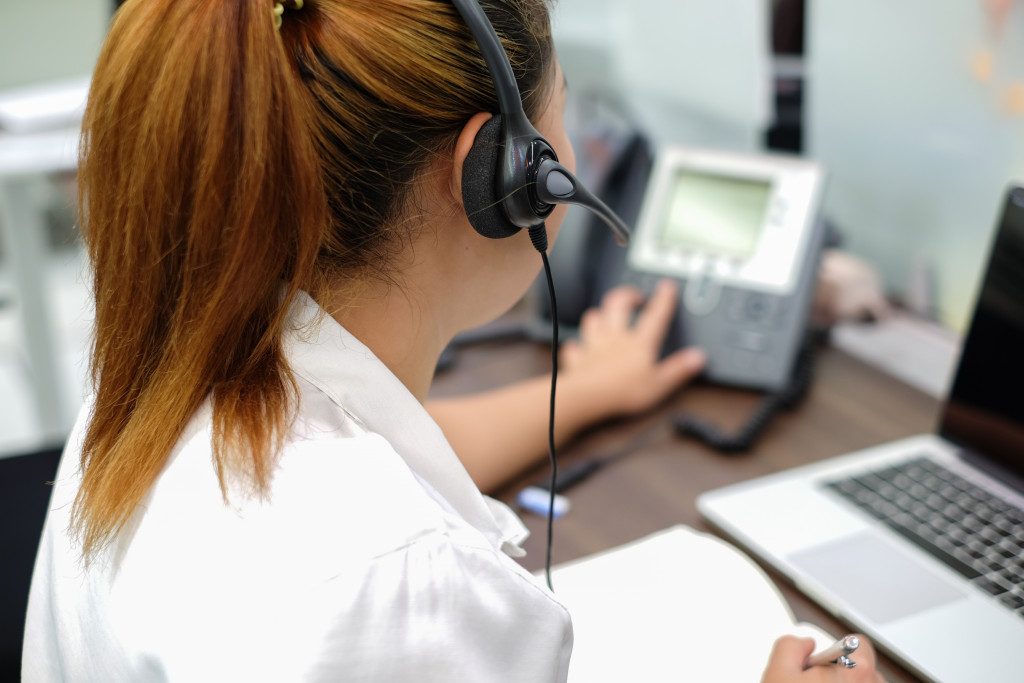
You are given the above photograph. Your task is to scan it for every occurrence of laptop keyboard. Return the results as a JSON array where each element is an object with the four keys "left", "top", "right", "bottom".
[{"left": 825, "top": 456, "right": 1024, "bottom": 618}]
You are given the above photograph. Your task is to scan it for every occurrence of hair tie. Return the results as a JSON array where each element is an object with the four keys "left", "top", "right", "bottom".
[{"left": 274, "top": 0, "right": 303, "bottom": 30}]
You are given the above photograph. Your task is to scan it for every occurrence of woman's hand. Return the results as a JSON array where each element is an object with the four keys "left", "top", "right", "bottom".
[
  {"left": 559, "top": 279, "right": 706, "bottom": 420},
  {"left": 429, "top": 278, "right": 705, "bottom": 492},
  {"left": 761, "top": 635, "right": 886, "bottom": 683}
]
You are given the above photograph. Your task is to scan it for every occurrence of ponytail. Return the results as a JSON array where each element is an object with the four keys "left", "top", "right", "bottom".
[
  {"left": 73, "top": 0, "right": 325, "bottom": 559},
  {"left": 73, "top": 0, "right": 555, "bottom": 561}
]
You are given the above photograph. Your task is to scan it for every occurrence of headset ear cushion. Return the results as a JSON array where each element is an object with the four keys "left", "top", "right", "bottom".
[{"left": 461, "top": 115, "right": 520, "bottom": 239}]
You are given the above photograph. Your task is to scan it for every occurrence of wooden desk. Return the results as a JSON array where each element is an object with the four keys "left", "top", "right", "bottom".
[{"left": 431, "top": 332, "right": 939, "bottom": 683}]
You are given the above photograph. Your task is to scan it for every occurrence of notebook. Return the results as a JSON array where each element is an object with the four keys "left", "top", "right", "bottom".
[
  {"left": 545, "top": 526, "right": 833, "bottom": 682},
  {"left": 697, "top": 184, "right": 1024, "bottom": 683}
]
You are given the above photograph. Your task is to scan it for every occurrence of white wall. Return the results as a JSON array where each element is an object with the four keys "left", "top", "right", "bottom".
[
  {"left": 806, "top": 0, "right": 1024, "bottom": 330},
  {"left": 551, "top": 0, "right": 772, "bottom": 152},
  {"left": 0, "top": 0, "right": 109, "bottom": 91}
]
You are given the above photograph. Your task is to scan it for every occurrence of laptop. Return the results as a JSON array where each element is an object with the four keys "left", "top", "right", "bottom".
[{"left": 698, "top": 184, "right": 1024, "bottom": 683}]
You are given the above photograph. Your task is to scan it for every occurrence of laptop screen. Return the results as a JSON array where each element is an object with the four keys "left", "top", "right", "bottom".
[{"left": 939, "top": 185, "right": 1024, "bottom": 480}]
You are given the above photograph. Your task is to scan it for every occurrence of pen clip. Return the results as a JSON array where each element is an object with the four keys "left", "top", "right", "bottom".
[{"left": 836, "top": 654, "right": 858, "bottom": 669}]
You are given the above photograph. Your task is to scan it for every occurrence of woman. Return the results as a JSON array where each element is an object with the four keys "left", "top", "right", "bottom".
[{"left": 23, "top": 1, "right": 882, "bottom": 680}]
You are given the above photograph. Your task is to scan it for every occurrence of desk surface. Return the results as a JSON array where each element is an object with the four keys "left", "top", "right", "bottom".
[{"left": 430, "top": 328, "right": 938, "bottom": 683}]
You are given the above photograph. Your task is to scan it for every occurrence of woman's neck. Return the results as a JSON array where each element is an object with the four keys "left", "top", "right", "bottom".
[{"left": 321, "top": 279, "right": 450, "bottom": 403}]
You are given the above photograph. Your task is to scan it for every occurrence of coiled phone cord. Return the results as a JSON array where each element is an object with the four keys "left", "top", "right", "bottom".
[{"left": 672, "top": 340, "right": 816, "bottom": 454}]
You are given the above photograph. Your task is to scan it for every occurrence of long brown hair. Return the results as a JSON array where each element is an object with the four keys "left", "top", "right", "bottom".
[{"left": 73, "top": 0, "right": 554, "bottom": 559}]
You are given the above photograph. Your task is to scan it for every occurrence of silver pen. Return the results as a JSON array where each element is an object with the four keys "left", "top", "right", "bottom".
[{"left": 804, "top": 634, "right": 860, "bottom": 669}]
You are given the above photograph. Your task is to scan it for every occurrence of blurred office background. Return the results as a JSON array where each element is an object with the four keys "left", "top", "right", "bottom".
[
  {"left": 7, "top": 0, "right": 1024, "bottom": 456},
  {"left": 1, "top": 0, "right": 1023, "bottom": 675}
]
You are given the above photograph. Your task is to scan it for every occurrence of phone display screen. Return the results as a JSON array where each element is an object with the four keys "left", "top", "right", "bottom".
[{"left": 658, "top": 171, "right": 773, "bottom": 259}]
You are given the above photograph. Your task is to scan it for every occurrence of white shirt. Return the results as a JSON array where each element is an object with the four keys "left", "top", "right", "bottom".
[{"left": 22, "top": 292, "right": 573, "bottom": 682}]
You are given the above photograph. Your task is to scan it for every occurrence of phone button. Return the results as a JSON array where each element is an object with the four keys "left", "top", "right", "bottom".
[
  {"left": 728, "top": 292, "right": 780, "bottom": 326},
  {"left": 729, "top": 329, "right": 769, "bottom": 352},
  {"left": 745, "top": 294, "right": 772, "bottom": 319},
  {"left": 683, "top": 273, "right": 722, "bottom": 316}
]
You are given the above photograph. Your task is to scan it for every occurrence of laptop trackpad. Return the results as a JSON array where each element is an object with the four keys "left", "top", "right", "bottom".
[{"left": 788, "top": 531, "right": 967, "bottom": 624}]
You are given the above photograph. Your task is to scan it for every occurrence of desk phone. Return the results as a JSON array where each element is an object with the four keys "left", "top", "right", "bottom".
[{"left": 625, "top": 146, "right": 827, "bottom": 391}]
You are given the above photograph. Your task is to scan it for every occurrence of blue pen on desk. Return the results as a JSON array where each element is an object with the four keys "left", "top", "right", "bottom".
[
  {"left": 517, "top": 486, "right": 570, "bottom": 518},
  {"left": 804, "top": 635, "right": 860, "bottom": 669}
]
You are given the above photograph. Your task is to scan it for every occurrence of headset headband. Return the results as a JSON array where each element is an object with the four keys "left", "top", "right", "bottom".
[{"left": 452, "top": 0, "right": 631, "bottom": 246}]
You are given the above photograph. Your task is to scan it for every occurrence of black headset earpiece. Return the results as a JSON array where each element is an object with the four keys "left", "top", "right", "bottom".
[
  {"left": 453, "top": 0, "right": 631, "bottom": 248},
  {"left": 461, "top": 115, "right": 523, "bottom": 240}
]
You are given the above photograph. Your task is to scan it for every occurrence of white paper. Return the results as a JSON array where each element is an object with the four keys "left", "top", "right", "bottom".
[{"left": 545, "top": 525, "right": 833, "bottom": 682}]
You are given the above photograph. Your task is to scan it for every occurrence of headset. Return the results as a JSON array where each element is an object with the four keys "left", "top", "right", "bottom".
[
  {"left": 452, "top": 0, "right": 631, "bottom": 252},
  {"left": 451, "top": 0, "right": 631, "bottom": 590}
]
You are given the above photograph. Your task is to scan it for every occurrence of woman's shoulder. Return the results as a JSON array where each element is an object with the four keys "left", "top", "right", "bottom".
[{"left": 154, "top": 392, "right": 447, "bottom": 549}]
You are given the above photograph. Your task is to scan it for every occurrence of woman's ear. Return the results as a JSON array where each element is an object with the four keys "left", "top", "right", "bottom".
[{"left": 449, "top": 112, "right": 494, "bottom": 207}]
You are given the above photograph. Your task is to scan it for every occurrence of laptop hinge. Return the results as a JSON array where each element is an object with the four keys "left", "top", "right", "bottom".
[{"left": 958, "top": 448, "right": 1024, "bottom": 497}]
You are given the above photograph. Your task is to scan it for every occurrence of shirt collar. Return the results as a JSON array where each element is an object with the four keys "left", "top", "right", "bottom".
[{"left": 281, "top": 291, "right": 528, "bottom": 557}]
